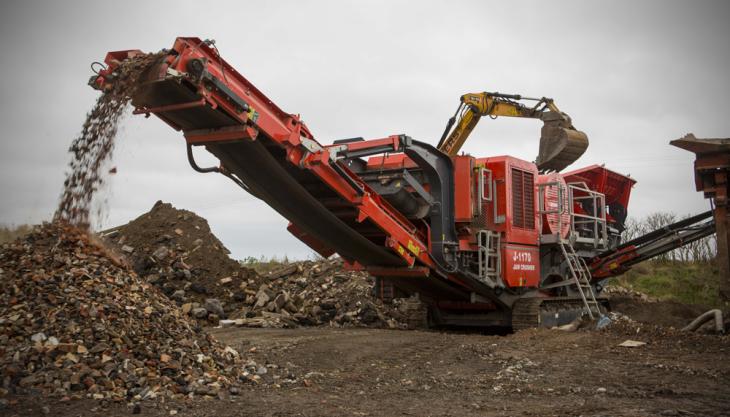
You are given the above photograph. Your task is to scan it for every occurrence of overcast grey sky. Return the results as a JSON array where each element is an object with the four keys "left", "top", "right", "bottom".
[{"left": 1, "top": 1, "right": 728, "bottom": 259}]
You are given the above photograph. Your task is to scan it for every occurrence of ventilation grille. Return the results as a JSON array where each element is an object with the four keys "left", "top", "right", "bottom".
[{"left": 511, "top": 168, "right": 535, "bottom": 229}]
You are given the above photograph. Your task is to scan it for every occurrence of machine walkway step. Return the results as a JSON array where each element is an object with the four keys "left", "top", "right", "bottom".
[{"left": 558, "top": 240, "right": 602, "bottom": 319}]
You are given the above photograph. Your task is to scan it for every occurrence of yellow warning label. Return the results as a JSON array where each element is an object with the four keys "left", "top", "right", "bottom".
[{"left": 407, "top": 240, "right": 420, "bottom": 256}]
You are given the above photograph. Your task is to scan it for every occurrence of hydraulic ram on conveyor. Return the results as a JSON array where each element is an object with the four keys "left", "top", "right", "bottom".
[{"left": 90, "top": 37, "right": 471, "bottom": 294}]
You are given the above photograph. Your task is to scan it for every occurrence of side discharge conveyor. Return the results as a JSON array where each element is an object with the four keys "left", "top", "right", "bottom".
[{"left": 590, "top": 210, "right": 716, "bottom": 279}]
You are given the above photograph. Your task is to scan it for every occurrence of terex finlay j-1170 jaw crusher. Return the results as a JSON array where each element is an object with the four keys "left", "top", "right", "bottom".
[{"left": 90, "top": 38, "right": 716, "bottom": 329}]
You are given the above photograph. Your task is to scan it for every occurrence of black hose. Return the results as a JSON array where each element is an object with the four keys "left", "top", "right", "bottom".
[
  {"left": 187, "top": 143, "right": 219, "bottom": 173},
  {"left": 187, "top": 143, "right": 251, "bottom": 193},
  {"left": 437, "top": 103, "right": 463, "bottom": 149}
]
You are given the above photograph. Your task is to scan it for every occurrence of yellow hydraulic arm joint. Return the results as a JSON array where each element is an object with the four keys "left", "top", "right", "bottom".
[{"left": 436, "top": 92, "right": 588, "bottom": 172}]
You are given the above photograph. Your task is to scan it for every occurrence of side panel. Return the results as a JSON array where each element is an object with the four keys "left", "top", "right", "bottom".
[
  {"left": 453, "top": 156, "right": 474, "bottom": 222},
  {"left": 502, "top": 244, "right": 540, "bottom": 287},
  {"left": 480, "top": 156, "right": 539, "bottom": 243},
  {"left": 479, "top": 156, "right": 540, "bottom": 288},
  {"left": 506, "top": 161, "right": 539, "bottom": 245},
  {"left": 481, "top": 158, "right": 507, "bottom": 233}
]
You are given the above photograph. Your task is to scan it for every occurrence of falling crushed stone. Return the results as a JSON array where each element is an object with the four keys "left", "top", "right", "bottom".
[{"left": 56, "top": 52, "right": 163, "bottom": 229}]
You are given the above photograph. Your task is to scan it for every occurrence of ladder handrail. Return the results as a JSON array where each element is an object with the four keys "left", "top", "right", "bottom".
[{"left": 558, "top": 240, "right": 601, "bottom": 319}]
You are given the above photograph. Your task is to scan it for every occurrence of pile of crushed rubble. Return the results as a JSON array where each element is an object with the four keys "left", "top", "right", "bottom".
[
  {"left": 0, "top": 223, "right": 271, "bottom": 402},
  {"left": 102, "top": 201, "right": 409, "bottom": 329},
  {"left": 226, "top": 259, "right": 412, "bottom": 329},
  {"left": 602, "top": 284, "right": 659, "bottom": 302},
  {"left": 101, "top": 201, "right": 258, "bottom": 324}
]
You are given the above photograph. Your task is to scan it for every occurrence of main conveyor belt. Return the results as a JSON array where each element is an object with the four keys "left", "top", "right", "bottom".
[{"left": 96, "top": 37, "right": 436, "bottom": 270}]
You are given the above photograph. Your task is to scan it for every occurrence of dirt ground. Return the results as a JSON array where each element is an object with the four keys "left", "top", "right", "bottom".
[
  {"left": 4, "top": 318, "right": 729, "bottom": 417},
  {"left": 608, "top": 295, "right": 711, "bottom": 328}
]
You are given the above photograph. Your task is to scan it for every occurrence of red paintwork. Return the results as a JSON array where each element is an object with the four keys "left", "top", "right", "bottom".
[
  {"left": 478, "top": 156, "right": 540, "bottom": 288},
  {"left": 453, "top": 156, "right": 475, "bottom": 222},
  {"left": 97, "top": 38, "right": 437, "bottom": 271},
  {"left": 590, "top": 245, "right": 639, "bottom": 279},
  {"left": 502, "top": 244, "right": 541, "bottom": 287},
  {"left": 479, "top": 156, "right": 539, "bottom": 245},
  {"left": 537, "top": 173, "right": 571, "bottom": 238},
  {"left": 333, "top": 136, "right": 402, "bottom": 153},
  {"left": 132, "top": 98, "right": 207, "bottom": 115},
  {"left": 562, "top": 165, "right": 635, "bottom": 209},
  {"left": 93, "top": 37, "right": 641, "bottom": 309},
  {"left": 366, "top": 154, "right": 418, "bottom": 170}
]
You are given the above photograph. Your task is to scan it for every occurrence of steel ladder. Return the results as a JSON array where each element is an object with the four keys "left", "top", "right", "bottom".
[{"left": 558, "top": 240, "right": 602, "bottom": 319}]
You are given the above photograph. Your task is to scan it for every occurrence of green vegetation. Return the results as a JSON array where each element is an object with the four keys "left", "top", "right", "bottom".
[
  {"left": 608, "top": 211, "right": 726, "bottom": 308},
  {"left": 240, "top": 255, "right": 291, "bottom": 274},
  {"left": 609, "top": 260, "right": 725, "bottom": 307},
  {"left": 0, "top": 224, "right": 33, "bottom": 244},
  {"left": 239, "top": 252, "right": 330, "bottom": 274}
]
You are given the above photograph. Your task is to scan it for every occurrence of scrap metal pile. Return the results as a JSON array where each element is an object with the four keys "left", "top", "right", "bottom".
[
  {"left": 0, "top": 223, "right": 274, "bottom": 401},
  {"left": 102, "top": 201, "right": 411, "bottom": 329}
]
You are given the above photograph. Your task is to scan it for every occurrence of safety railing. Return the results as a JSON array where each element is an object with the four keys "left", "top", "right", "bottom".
[
  {"left": 537, "top": 181, "right": 608, "bottom": 249},
  {"left": 568, "top": 182, "right": 608, "bottom": 249}
]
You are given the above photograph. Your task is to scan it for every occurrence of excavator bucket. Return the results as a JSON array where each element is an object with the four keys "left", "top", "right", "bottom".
[{"left": 535, "top": 115, "right": 589, "bottom": 172}]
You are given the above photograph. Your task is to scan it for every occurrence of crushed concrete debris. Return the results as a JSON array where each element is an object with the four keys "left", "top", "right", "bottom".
[
  {"left": 225, "top": 260, "right": 411, "bottom": 329},
  {"left": 0, "top": 222, "right": 274, "bottom": 401},
  {"left": 102, "top": 202, "right": 411, "bottom": 329}
]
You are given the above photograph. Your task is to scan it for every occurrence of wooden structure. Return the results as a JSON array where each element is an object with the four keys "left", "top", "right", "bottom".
[{"left": 671, "top": 134, "right": 730, "bottom": 301}]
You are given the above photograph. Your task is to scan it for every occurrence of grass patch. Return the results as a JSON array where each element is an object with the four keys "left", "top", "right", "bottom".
[{"left": 609, "top": 260, "right": 726, "bottom": 307}]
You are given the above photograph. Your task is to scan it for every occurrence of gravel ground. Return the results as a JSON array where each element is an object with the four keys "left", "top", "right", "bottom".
[{"left": 4, "top": 321, "right": 729, "bottom": 417}]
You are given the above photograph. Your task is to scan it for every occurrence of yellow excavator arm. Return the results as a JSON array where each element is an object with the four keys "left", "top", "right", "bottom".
[{"left": 436, "top": 92, "right": 589, "bottom": 172}]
